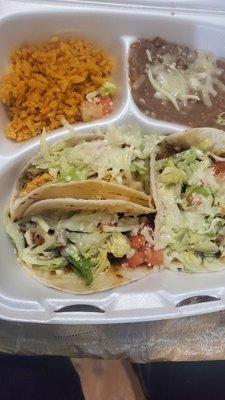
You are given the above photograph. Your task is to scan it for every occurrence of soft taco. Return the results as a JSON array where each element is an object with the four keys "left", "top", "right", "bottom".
[
  {"left": 5, "top": 199, "right": 163, "bottom": 294},
  {"left": 10, "top": 125, "right": 158, "bottom": 220},
  {"left": 151, "top": 127, "right": 225, "bottom": 272}
]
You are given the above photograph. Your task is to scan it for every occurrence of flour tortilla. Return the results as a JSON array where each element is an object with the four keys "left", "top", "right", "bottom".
[
  {"left": 21, "top": 260, "right": 150, "bottom": 295},
  {"left": 22, "top": 198, "right": 155, "bottom": 218},
  {"left": 11, "top": 180, "right": 152, "bottom": 221}
]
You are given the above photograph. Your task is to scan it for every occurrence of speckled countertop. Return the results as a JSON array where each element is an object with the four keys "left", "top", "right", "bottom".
[{"left": 0, "top": 312, "right": 225, "bottom": 361}]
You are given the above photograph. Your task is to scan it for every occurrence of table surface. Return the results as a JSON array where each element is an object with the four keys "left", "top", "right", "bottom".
[
  {"left": 1, "top": 0, "right": 225, "bottom": 362},
  {"left": 1, "top": 312, "right": 225, "bottom": 362}
]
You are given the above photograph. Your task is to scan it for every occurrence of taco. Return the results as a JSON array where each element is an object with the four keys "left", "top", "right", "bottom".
[
  {"left": 151, "top": 127, "right": 225, "bottom": 272},
  {"left": 5, "top": 200, "right": 163, "bottom": 294},
  {"left": 10, "top": 126, "right": 158, "bottom": 219}
]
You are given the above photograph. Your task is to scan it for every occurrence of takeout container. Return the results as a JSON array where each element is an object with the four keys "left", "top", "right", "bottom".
[{"left": 1, "top": 0, "right": 225, "bottom": 324}]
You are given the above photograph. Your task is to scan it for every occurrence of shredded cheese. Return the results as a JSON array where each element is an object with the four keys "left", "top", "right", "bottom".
[
  {"left": 146, "top": 49, "right": 225, "bottom": 110},
  {"left": 133, "top": 75, "right": 145, "bottom": 90},
  {"left": 216, "top": 111, "right": 225, "bottom": 126},
  {"left": 140, "top": 226, "right": 154, "bottom": 245}
]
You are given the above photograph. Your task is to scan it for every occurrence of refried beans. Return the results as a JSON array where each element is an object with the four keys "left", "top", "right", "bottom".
[{"left": 129, "top": 37, "right": 225, "bottom": 129}]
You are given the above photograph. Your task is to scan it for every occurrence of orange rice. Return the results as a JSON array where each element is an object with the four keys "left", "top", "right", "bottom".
[{"left": 0, "top": 37, "right": 113, "bottom": 142}]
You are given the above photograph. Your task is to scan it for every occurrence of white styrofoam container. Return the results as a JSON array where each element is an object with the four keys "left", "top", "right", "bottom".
[{"left": 1, "top": 1, "right": 225, "bottom": 324}]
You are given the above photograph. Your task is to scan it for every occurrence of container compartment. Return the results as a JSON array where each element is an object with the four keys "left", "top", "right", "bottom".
[
  {"left": 0, "top": 9, "right": 129, "bottom": 157},
  {"left": 128, "top": 36, "right": 225, "bottom": 129},
  {"left": 1, "top": 5, "right": 225, "bottom": 323}
]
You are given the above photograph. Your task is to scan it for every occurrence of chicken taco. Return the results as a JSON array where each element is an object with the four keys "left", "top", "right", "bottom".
[
  {"left": 5, "top": 199, "right": 163, "bottom": 294},
  {"left": 151, "top": 127, "right": 225, "bottom": 272}
]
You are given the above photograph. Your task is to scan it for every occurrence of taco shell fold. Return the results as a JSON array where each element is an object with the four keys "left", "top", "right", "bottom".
[{"left": 11, "top": 180, "right": 153, "bottom": 221}]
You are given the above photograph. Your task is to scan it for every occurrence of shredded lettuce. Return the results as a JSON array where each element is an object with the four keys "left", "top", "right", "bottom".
[
  {"left": 5, "top": 214, "right": 25, "bottom": 256},
  {"left": 21, "top": 249, "right": 67, "bottom": 270},
  {"left": 81, "top": 244, "right": 110, "bottom": 276},
  {"left": 86, "top": 81, "right": 117, "bottom": 100},
  {"left": 57, "top": 212, "right": 116, "bottom": 233},
  {"left": 28, "top": 125, "right": 159, "bottom": 193},
  {"left": 171, "top": 251, "right": 204, "bottom": 272},
  {"left": 59, "top": 164, "right": 91, "bottom": 183},
  {"left": 176, "top": 148, "right": 202, "bottom": 165},
  {"left": 91, "top": 248, "right": 110, "bottom": 276},
  {"left": 157, "top": 148, "right": 208, "bottom": 184},
  {"left": 159, "top": 160, "right": 186, "bottom": 185},
  {"left": 173, "top": 229, "right": 219, "bottom": 253},
  {"left": 40, "top": 130, "right": 50, "bottom": 161},
  {"left": 103, "top": 216, "right": 141, "bottom": 233},
  {"left": 131, "top": 159, "right": 150, "bottom": 192},
  {"left": 107, "top": 231, "right": 131, "bottom": 258},
  {"left": 99, "top": 81, "right": 117, "bottom": 96},
  {"left": 216, "top": 112, "right": 225, "bottom": 127},
  {"left": 68, "top": 232, "right": 109, "bottom": 249},
  {"left": 131, "top": 159, "right": 148, "bottom": 176},
  {"left": 198, "top": 139, "right": 210, "bottom": 152},
  {"left": 185, "top": 185, "right": 215, "bottom": 198},
  {"left": 5, "top": 210, "right": 143, "bottom": 285},
  {"left": 31, "top": 216, "right": 50, "bottom": 232},
  {"left": 29, "top": 236, "right": 56, "bottom": 255},
  {"left": 156, "top": 143, "right": 225, "bottom": 272}
]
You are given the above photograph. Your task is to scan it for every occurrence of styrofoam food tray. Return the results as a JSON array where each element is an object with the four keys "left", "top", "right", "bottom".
[{"left": 1, "top": 4, "right": 225, "bottom": 324}]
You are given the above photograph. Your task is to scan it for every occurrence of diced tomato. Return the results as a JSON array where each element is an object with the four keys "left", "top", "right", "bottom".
[
  {"left": 213, "top": 161, "right": 225, "bottom": 179},
  {"left": 80, "top": 96, "right": 113, "bottom": 122},
  {"left": 187, "top": 194, "right": 202, "bottom": 206},
  {"left": 98, "top": 96, "right": 113, "bottom": 115},
  {"left": 124, "top": 251, "right": 146, "bottom": 269},
  {"left": 129, "top": 234, "right": 146, "bottom": 250},
  {"left": 144, "top": 247, "right": 164, "bottom": 266},
  {"left": 124, "top": 245, "right": 164, "bottom": 269}
]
